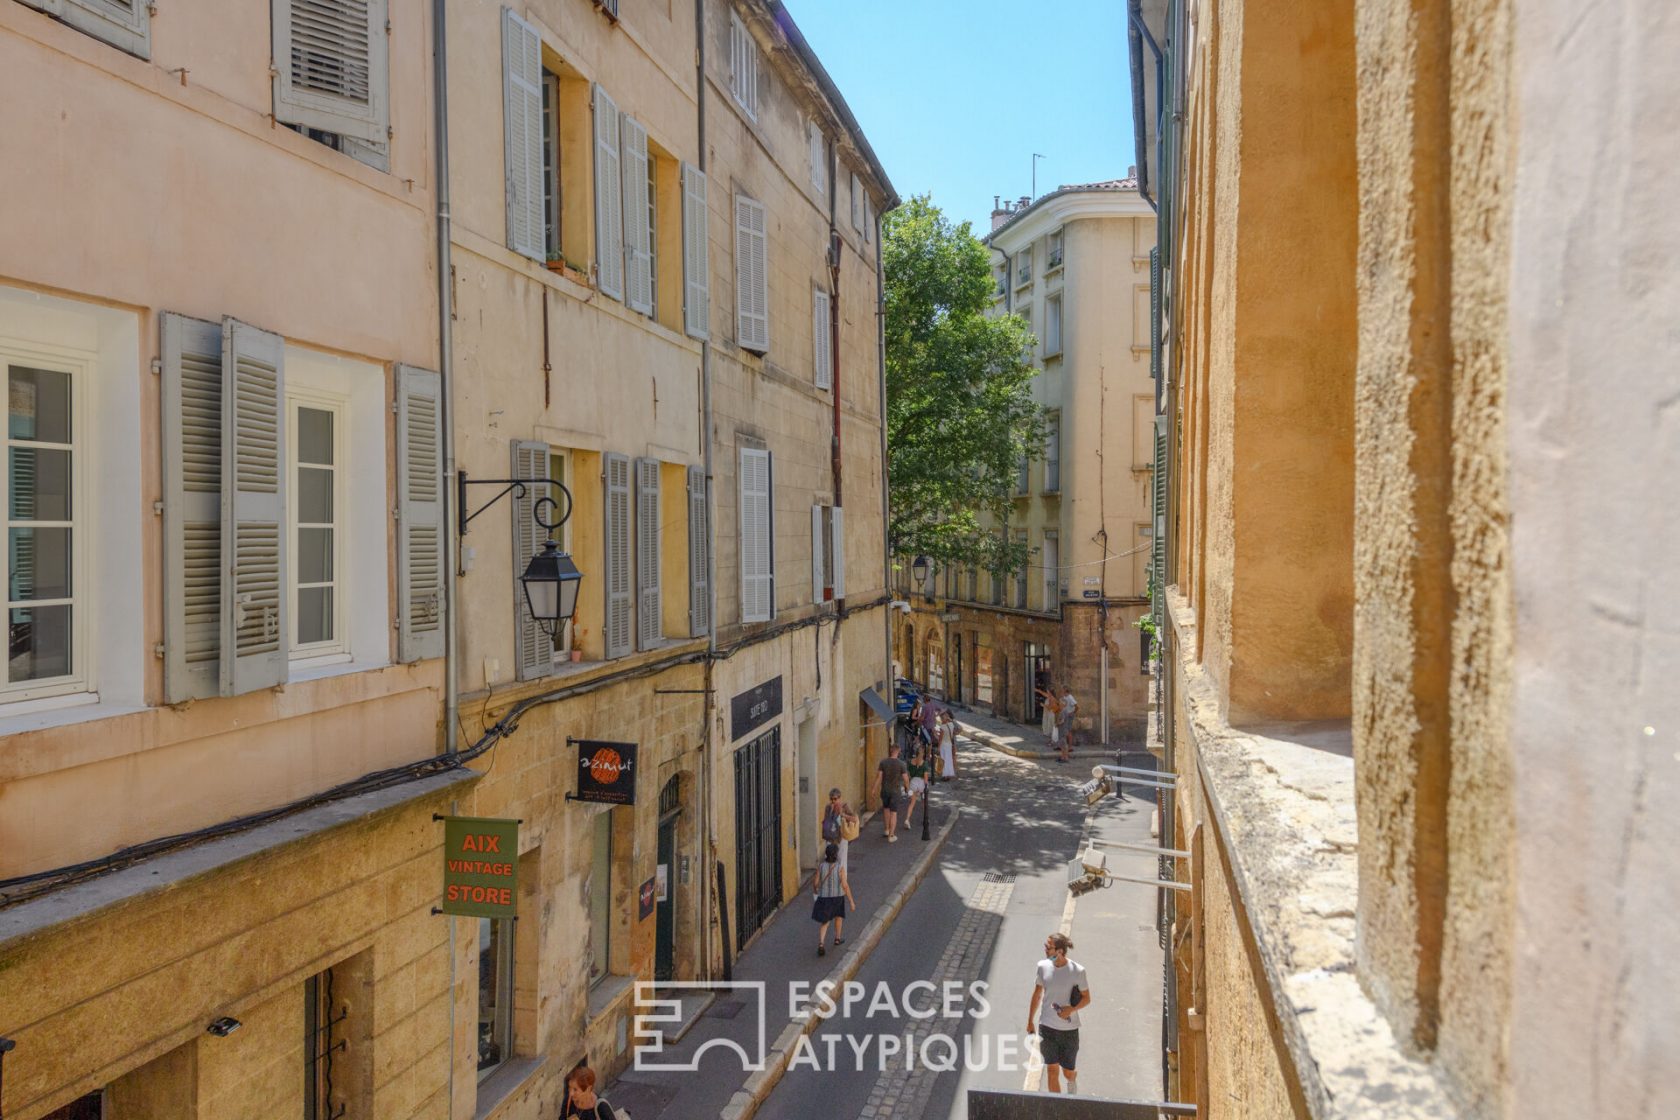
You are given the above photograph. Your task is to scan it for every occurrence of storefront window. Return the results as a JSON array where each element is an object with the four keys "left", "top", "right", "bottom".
[
  {"left": 589, "top": 811, "right": 613, "bottom": 984},
  {"left": 478, "top": 917, "right": 514, "bottom": 1077}
]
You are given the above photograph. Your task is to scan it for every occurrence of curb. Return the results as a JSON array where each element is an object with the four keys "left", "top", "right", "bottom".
[{"left": 717, "top": 808, "right": 962, "bottom": 1120}]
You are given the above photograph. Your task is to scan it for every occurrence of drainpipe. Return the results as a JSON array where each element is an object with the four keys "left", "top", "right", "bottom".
[
  {"left": 875, "top": 207, "right": 892, "bottom": 736},
  {"left": 693, "top": 0, "right": 719, "bottom": 983},
  {"left": 432, "top": 0, "right": 459, "bottom": 762},
  {"left": 828, "top": 143, "right": 843, "bottom": 606}
]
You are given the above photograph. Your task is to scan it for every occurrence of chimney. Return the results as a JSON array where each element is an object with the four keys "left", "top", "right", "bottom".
[
  {"left": 1018, "top": 195, "right": 1030, "bottom": 210},
  {"left": 1128, "top": 164, "right": 1137, "bottom": 180},
  {"left": 991, "top": 194, "right": 1014, "bottom": 231}
]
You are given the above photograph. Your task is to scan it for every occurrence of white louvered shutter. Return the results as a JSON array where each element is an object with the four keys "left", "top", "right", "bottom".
[
  {"left": 735, "top": 195, "right": 768, "bottom": 353},
  {"left": 635, "top": 458, "right": 662, "bottom": 649},
  {"left": 397, "top": 366, "right": 444, "bottom": 663},
  {"left": 511, "top": 440, "right": 552, "bottom": 681},
  {"left": 739, "top": 448, "right": 772, "bottom": 622},
  {"left": 687, "top": 465, "right": 709, "bottom": 636},
  {"left": 273, "top": 0, "right": 389, "bottom": 144},
  {"left": 502, "top": 8, "right": 544, "bottom": 261},
  {"left": 621, "top": 116, "right": 654, "bottom": 315},
  {"left": 810, "top": 505, "right": 824, "bottom": 603},
  {"left": 603, "top": 453, "right": 633, "bottom": 657},
  {"left": 850, "top": 172, "right": 862, "bottom": 230},
  {"left": 831, "top": 506, "right": 845, "bottom": 599},
  {"left": 809, "top": 123, "right": 825, "bottom": 195},
  {"left": 161, "top": 313, "right": 223, "bottom": 702},
  {"left": 23, "top": 0, "right": 151, "bottom": 57},
  {"left": 221, "top": 318, "right": 288, "bottom": 696},
  {"left": 729, "top": 13, "right": 758, "bottom": 120},
  {"left": 593, "top": 84, "right": 625, "bottom": 300},
  {"left": 681, "top": 163, "right": 711, "bottom": 339},
  {"left": 812, "top": 288, "right": 832, "bottom": 390}
]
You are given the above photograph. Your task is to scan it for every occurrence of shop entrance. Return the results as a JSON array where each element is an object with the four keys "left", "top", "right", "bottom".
[
  {"left": 1025, "top": 642, "right": 1053, "bottom": 724},
  {"left": 733, "top": 728, "right": 783, "bottom": 949}
]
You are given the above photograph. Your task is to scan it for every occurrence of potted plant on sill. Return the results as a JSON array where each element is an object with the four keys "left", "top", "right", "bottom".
[
  {"left": 545, "top": 250, "right": 568, "bottom": 274},
  {"left": 569, "top": 625, "right": 586, "bottom": 662}
]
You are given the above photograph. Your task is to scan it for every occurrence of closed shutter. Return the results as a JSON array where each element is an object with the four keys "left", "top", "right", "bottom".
[
  {"left": 593, "top": 84, "right": 625, "bottom": 300},
  {"left": 502, "top": 7, "right": 544, "bottom": 261},
  {"left": 687, "top": 465, "right": 710, "bottom": 636},
  {"left": 603, "top": 452, "right": 633, "bottom": 657},
  {"left": 221, "top": 318, "right": 288, "bottom": 696},
  {"left": 810, "top": 504, "right": 825, "bottom": 603},
  {"left": 25, "top": 0, "right": 151, "bottom": 57},
  {"left": 1149, "top": 246, "right": 1162, "bottom": 383},
  {"left": 273, "top": 0, "right": 389, "bottom": 144},
  {"left": 621, "top": 116, "right": 654, "bottom": 315},
  {"left": 396, "top": 365, "right": 444, "bottom": 663},
  {"left": 729, "top": 13, "right": 758, "bottom": 120},
  {"left": 735, "top": 195, "right": 768, "bottom": 353},
  {"left": 635, "top": 458, "right": 662, "bottom": 649},
  {"left": 681, "top": 163, "right": 710, "bottom": 339},
  {"left": 161, "top": 313, "right": 223, "bottom": 703},
  {"left": 511, "top": 440, "right": 551, "bottom": 680},
  {"left": 831, "top": 506, "right": 844, "bottom": 599},
  {"left": 850, "top": 173, "right": 862, "bottom": 230},
  {"left": 739, "top": 448, "right": 772, "bottom": 623},
  {"left": 808, "top": 123, "right": 825, "bottom": 195},
  {"left": 812, "top": 288, "right": 832, "bottom": 390},
  {"left": 1152, "top": 415, "right": 1168, "bottom": 626}
]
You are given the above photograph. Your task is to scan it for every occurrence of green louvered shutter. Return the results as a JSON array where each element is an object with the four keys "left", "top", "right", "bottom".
[
  {"left": 1148, "top": 246, "right": 1162, "bottom": 385},
  {"left": 1151, "top": 414, "right": 1168, "bottom": 632}
]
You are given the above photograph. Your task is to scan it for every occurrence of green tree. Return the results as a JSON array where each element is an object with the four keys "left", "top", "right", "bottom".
[{"left": 884, "top": 195, "right": 1044, "bottom": 579}]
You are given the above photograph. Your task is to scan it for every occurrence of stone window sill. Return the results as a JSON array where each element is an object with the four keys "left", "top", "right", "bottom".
[
  {"left": 473, "top": 1056, "right": 544, "bottom": 1120},
  {"left": 587, "top": 973, "right": 636, "bottom": 1022}
]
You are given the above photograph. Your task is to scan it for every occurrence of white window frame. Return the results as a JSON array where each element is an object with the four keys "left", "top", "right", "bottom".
[
  {"left": 1, "top": 345, "right": 89, "bottom": 703},
  {"left": 287, "top": 390, "right": 349, "bottom": 664},
  {"left": 1045, "top": 293, "right": 1063, "bottom": 357},
  {"left": 729, "top": 12, "right": 760, "bottom": 121}
]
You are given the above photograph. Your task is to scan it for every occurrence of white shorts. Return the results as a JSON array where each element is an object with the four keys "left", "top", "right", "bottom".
[{"left": 910, "top": 776, "right": 927, "bottom": 795}]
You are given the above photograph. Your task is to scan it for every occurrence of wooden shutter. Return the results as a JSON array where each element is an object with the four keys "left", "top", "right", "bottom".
[
  {"left": 25, "top": 0, "right": 151, "bottom": 57},
  {"left": 502, "top": 7, "right": 544, "bottom": 261},
  {"left": 161, "top": 313, "right": 223, "bottom": 703},
  {"left": 273, "top": 0, "right": 389, "bottom": 144},
  {"left": 812, "top": 288, "right": 832, "bottom": 390},
  {"left": 810, "top": 505, "right": 825, "bottom": 603},
  {"left": 735, "top": 195, "right": 768, "bottom": 353},
  {"left": 603, "top": 452, "right": 633, "bottom": 657},
  {"left": 730, "top": 13, "right": 758, "bottom": 120},
  {"left": 687, "top": 465, "right": 709, "bottom": 636},
  {"left": 511, "top": 440, "right": 551, "bottom": 681},
  {"left": 808, "top": 124, "right": 825, "bottom": 195},
  {"left": 1149, "top": 246, "right": 1163, "bottom": 383},
  {"left": 621, "top": 116, "right": 654, "bottom": 315},
  {"left": 221, "top": 317, "right": 288, "bottom": 696},
  {"left": 396, "top": 365, "right": 444, "bottom": 663},
  {"left": 635, "top": 458, "right": 662, "bottom": 649},
  {"left": 739, "top": 448, "right": 772, "bottom": 622},
  {"left": 831, "top": 506, "right": 845, "bottom": 599},
  {"left": 1152, "top": 415, "right": 1168, "bottom": 624},
  {"left": 593, "top": 84, "right": 625, "bottom": 300},
  {"left": 681, "top": 163, "right": 710, "bottom": 339}
]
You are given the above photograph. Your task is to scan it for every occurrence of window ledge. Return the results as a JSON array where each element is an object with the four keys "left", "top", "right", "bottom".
[
  {"left": 0, "top": 695, "right": 146, "bottom": 738},
  {"left": 1166, "top": 591, "right": 1459, "bottom": 1118},
  {"left": 288, "top": 656, "right": 391, "bottom": 684},
  {"left": 473, "top": 1056, "right": 545, "bottom": 1120},
  {"left": 587, "top": 973, "right": 636, "bottom": 1022}
]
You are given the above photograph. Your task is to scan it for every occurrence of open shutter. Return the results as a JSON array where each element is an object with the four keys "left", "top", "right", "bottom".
[
  {"left": 735, "top": 195, "right": 768, "bottom": 353},
  {"left": 397, "top": 366, "right": 444, "bottom": 663},
  {"left": 593, "top": 84, "right": 625, "bottom": 301},
  {"left": 681, "top": 163, "right": 711, "bottom": 339},
  {"left": 1152, "top": 415, "right": 1168, "bottom": 625},
  {"left": 25, "top": 0, "right": 152, "bottom": 57},
  {"left": 739, "top": 448, "right": 772, "bottom": 622},
  {"left": 161, "top": 313, "right": 223, "bottom": 702},
  {"left": 502, "top": 7, "right": 544, "bottom": 261},
  {"left": 687, "top": 465, "right": 709, "bottom": 636},
  {"left": 621, "top": 116, "right": 654, "bottom": 315},
  {"left": 810, "top": 505, "right": 824, "bottom": 603},
  {"left": 635, "top": 458, "right": 662, "bottom": 649},
  {"left": 812, "top": 288, "right": 832, "bottom": 390},
  {"left": 1149, "top": 246, "right": 1162, "bottom": 383},
  {"left": 273, "top": 0, "right": 389, "bottom": 144},
  {"left": 511, "top": 440, "right": 551, "bottom": 680},
  {"left": 221, "top": 318, "right": 287, "bottom": 696},
  {"left": 603, "top": 453, "right": 633, "bottom": 657},
  {"left": 831, "top": 506, "right": 844, "bottom": 599}
]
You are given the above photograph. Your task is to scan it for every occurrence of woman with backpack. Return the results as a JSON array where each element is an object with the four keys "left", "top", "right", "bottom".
[{"left": 811, "top": 842, "right": 856, "bottom": 956}]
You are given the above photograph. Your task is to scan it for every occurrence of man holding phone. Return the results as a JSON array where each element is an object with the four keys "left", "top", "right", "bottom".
[{"left": 1026, "top": 931, "right": 1091, "bottom": 1094}]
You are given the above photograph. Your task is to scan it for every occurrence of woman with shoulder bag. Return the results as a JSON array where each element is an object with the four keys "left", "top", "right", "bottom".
[
  {"left": 810, "top": 842, "right": 856, "bottom": 956},
  {"left": 562, "top": 1066, "right": 624, "bottom": 1120},
  {"left": 821, "top": 788, "right": 858, "bottom": 869}
]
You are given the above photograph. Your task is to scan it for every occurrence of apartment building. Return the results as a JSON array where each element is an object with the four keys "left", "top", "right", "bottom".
[
  {"left": 898, "top": 179, "right": 1156, "bottom": 745},
  {"left": 1133, "top": 0, "right": 1679, "bottom": 1116},
  {"left": 0, "top": 1, "right": 892, "bottom": 1117}
]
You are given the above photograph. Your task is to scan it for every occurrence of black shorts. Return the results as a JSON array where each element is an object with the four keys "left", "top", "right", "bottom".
[
  {"left": 881, "top": 791, "right": 898, "bottom": 812},
  {"left": 1038, "top": 1024, "right": 1080, "bottom": 1070}
]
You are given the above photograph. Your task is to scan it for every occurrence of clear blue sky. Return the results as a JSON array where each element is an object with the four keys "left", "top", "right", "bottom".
[{"left": 782, "top": 0, "right": 1138, "bottom": 235}]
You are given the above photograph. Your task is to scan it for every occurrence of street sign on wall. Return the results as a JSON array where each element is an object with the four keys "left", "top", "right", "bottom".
[{"left": 440, "top": 816, "right": 519, "bottom": 918}]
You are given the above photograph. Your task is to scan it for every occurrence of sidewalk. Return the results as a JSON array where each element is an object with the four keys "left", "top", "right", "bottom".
[{"left": 606, "top": 802, "right": 958, "bottom": 1120}]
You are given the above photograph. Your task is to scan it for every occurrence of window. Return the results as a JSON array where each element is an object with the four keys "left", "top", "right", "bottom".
[
  {"left": 39, "top": 1091, "right": 103, "bottom": 1119},
  {"left": 1016, "top": 454, "right": 1030, "bottom": 496},
  {"left": 1042, "top": 531, "right": 1059, "bottom": 611},
  {"left": 1014, "top": 531, "right": 1028, "bottom": 608},
  {"left": 1044, "top": 412, "right": 1061, "bottom": 493},
  {"left": 1016, "top": 247, "right": 1033, "bottom": 287},
  {"left": 21, "top": 0, "right": 151, "bottom": 58},
  {"left": 811, "top": 504, "right": 842, "bottom": 603},
  {"left": 812, "top": 288, "right": 832, "bottom": 390},
  {"left": 809, "top": 122, "right": 827, "bottom": 196},
  {"left": 4, "top": 361, "right": 79, "bottom": 699},
  {"left": 729, "top": 13, "right": 760, "bottom": 120},
  {"left": 290, "top": 398, "right": 345, "bottom": 658},
  {"left": 1045, "top": 293, "right": 1063, "bottom": 357},
  {"left": 589, "top": 811, "right": 614, "bottom": 983},
  {"left": 739, "top": 447, "right": 773, "bottom": 622},
  {"left": 478, "top": 917, "right": 515, "bottom": 1076},
  {"left": 850, "top": 172, "right": 863, "bottom": 231},
  {"left": 275, "top": 0, "right": 389, "bottom": 170},
  {"left": 735, "top": 194, "right": 769, "bottom": 353},
  {"left": 542, "top": 71, "right": 563, "bottom": 262},
  {"left": 1048, "top": 228, "right": 1065, "bottom": 269}
]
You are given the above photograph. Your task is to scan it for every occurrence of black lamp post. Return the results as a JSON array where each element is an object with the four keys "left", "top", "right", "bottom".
[{"left": 911, "top": 554, "right": 930, "bottom": 596}]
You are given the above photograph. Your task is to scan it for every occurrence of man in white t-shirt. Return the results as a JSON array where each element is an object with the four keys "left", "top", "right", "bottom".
[{"left": 1025, "top": 931, "right": 1091, "bottom": 1093}]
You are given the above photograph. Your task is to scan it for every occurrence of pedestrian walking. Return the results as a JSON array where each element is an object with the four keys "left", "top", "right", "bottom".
[
  {"left": 1057, "top": 685, "right": 1079, "bottom": 760},
  {"left": 562, "top": 1066, "right": 620, "bottom": 1119},
  {"left": 1036, "top": 683, "right": 1062, "bottom": 751},
  {"left": 937, "top": 710, "right": 958, "bottom": 780},
  {"left": 1026, "top": 932, "right": 1092, "bottom": 1095},
  {"left": 869, "top": 742, "right": 909, "bottom": 841},
  {"left": 820, "top": 787, "right": 858, "bottom": 868},
  {"left": 904, "top": 748, "right": 928, "bottom": 829},
  {"left": 810, "top": 842, "right": 855, "bottom": 955}
]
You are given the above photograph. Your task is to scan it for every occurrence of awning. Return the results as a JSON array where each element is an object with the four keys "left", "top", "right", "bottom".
[{"left": 860, "top": 687, "right": 896, "bottom": 727}]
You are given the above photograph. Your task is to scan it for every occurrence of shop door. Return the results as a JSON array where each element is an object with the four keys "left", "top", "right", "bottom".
[
  {"left": 656, "top": 776, "right": 680, "bottom": 982},
  {"left": 733, "top": 729, "right": 784, "bottom": 949},
  {"left": 1025, "top": 643, "right": 1053, "bottom": 723}
]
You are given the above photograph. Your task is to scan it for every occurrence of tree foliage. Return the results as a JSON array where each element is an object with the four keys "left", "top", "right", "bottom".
[{"left": 884, "top": 195, "right": 1044, "bottom": 577}]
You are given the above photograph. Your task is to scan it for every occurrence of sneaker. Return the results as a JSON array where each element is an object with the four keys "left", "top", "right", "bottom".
[
  {"left": 888, "top": 834, "right": 899, "bottom": 843},
  {"left": 818, "top": 945, "right": 827, "bottom": 957}
]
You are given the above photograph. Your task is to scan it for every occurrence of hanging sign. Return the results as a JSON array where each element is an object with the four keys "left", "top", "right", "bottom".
[
  {"left": 574, "top": 739, "right": 639, "bottom": 805},
  {"left": 639, "top": 876, "right": 657, "bottom": 919},
  {"left": 440, "top": 816, "right": 520, "bottom": 918}
]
